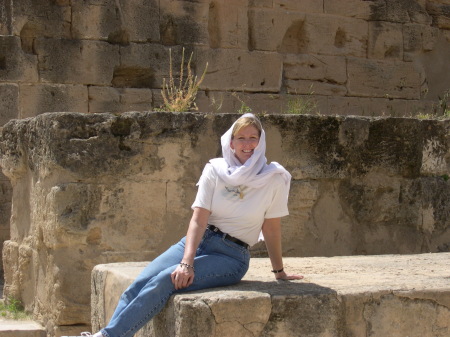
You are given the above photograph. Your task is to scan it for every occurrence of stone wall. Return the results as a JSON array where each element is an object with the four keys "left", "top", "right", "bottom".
[
  {"left": 0, "top": 0, "right": 449, "bottom": 120},
  {"left": 0, "top": 0, "right": 450, "bottom": 282},
  {"left": 0, "top": 112, "right": 449, "bottom": 335}
]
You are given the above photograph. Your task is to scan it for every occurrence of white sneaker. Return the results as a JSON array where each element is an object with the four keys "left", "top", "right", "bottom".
[{"left": 62, "top": 332, "right": 103, "bottom": 337}]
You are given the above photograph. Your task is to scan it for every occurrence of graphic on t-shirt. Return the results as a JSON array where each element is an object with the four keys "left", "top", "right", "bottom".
[{"left": 225, "top": 185, "right": 246, "bottom": 199}]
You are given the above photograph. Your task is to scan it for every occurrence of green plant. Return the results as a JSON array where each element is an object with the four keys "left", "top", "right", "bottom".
[
  {"left": 0, "top": 297, "right": 29, "bottom": 320},
  {"left": 231, "top": 91, "right": 252, "bottom": 114},
  {"left": 285, "top": 95, "right": 318, "bottom": 115},
  {"left": 418, "top": 90, "right": 450, "bottom": 120},
  {"left": 159, "top": 48, "right": 208, "bottom": 112},
  {"left": 284, "top": 85, "right": 319, "bottom": 115}
]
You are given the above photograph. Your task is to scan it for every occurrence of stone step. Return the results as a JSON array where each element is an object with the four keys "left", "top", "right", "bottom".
[
  {"left": 0, "top": 320, "right": 46, "bottom": 337},
  {"left": 91, "top": 253, "right": 450, "bottom": 337}
]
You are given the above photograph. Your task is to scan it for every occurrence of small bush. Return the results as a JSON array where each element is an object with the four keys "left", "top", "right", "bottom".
[
  {"left": 159, "top": 48, "right": 208, "bottom": 112},
  {"left": 0, "top": 297, "right": 29, "bottom": 320}
]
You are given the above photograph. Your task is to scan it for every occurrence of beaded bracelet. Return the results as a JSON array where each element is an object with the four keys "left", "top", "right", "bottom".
[
  {"left": 180, "top": 262, "right": 195, "bottom": 272},
  {"left": 271, "top": 268, "right": 284, "bottom": 274}
]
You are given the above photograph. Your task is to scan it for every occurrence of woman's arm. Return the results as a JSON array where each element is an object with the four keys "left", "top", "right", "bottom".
[
  {"left": 262, "top": 217, "right": 303, "bottom": 280},
  {"left": 171, "top": 207, "right": 211, "bottom": 289}
]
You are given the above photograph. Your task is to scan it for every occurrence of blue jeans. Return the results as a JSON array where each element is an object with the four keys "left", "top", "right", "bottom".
[{"left": 101, "top": 228, "right": 250, "bottom": 337}]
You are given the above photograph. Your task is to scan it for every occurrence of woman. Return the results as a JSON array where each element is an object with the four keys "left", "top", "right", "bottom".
[{"left": 72, "top": 113, "right": 303, "bottom": 337}]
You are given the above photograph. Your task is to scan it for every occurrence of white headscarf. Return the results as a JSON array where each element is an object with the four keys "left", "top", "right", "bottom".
[{"left": 209, "top": 113, "right": 291, "bottom": 189}]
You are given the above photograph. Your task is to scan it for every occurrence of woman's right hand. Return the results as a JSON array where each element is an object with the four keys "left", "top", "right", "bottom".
[{"left": 171, "top": 264, "right": 195, "bottom": 290}]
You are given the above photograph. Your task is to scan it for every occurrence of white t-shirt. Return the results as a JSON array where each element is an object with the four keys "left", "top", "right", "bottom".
[{"left": 192, "top": 163, "right": 289, "bottom": 246}]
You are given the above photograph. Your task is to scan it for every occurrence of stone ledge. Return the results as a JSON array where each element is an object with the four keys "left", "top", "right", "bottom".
[
  {"left": 0, "top": 319, "right": 46, "bottom": 337},
  {"left": 91, "top": 253, "right": 450, "bottom": 337}
]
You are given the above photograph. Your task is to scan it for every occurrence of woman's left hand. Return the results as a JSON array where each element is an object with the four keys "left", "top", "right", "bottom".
[{"left": 274, "top": 270, "right": 304, "bottom": 280}]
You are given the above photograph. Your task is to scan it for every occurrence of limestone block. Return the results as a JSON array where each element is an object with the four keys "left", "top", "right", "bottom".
[
  {"left": 420, "top": 120, "right": 449, "bottom": 176},
  {"left": 194, "top": 91, "right": 240, "bottom": 114},
  {"left": 404, "top": 24, "right": 440, "bottom": 54},
  {"left": 35, "top": 38, "right": 120, "bottom": 85},
  {"left": 303, "top": 14, "right": 368, "bottom": 57},
  {"left": 18, "top": 84, "right": 88, "bottom": 118},
  {"left": 364, "top": 294, "right": 450, "bottom": 336},
  {"left": 368, "top": 21, "right": 403, "bottom": 60},
  {"left": 248, "top": 8, "right": 306, "bottom": 51},
  {"left": 119, "top": 44, "right": 184, "bottom": 88},
  {"left": 0, "top": 0, "right": 12, "bottom": 35},
  {"left": 196, "top": 91, "right": 326, "bottom": 115},
  {"left": 0, "top": 36, "right": 38, "bottom": 82},
  {"left": 88, "top": 87, "right": 152, "bottom": 113},
  {"left": 368, "top": 0, "right": 431, "bottom": 24},
  {"left": 273, "top": 0, "right": 323, "bottom": 12},
  {"left": 0, "top": 84, "right": 19, "bottom": 126},
  {"left": 427, "top": 2, "right": 450, "bottom": 29},
  {"left": 9, "top": 0, "right": 71, "bottom": 41},
  {"left": 71, "top": 0, "right": 122, "bottom": 40},
  {"left": 285, "top": 79, "right": 347, "bottom": 96},
  {"left": 92, "top": 254, "right": 450, "bottom": 337},
  {"left": 283, "top": 54, "right": 347, "bottom": 84},
  {"left": 159, "top": 0, "right": 209, "bottom": 45},
  {"left": 196, "top": 48, "right": 283, "bottom": 92},
  {"left": 0, "top": 320, "right": 46, "bottom": 337},
  {"left": 120, "top": 0, "right": 160, "bottom": 43},
  {"left": 327, "top": 96, "right": 373, "bottom": 116},
  {"left": 71, "top": 0, "right": 160, "bottom": 43},
  {"left": 347, "top": 58, "right": 422, "bottom": 99},
  {"left": 207, "top": 0, "right": 249, "bottom": 49},
  {"left": 1, "top": 112, "right": 450, "bottom": 335},
  {"left": 367, "top": 97, "right": 435, "bottom": 117},
  {"left": 248, "top": 0, "right": 272, "bottom": 8},
  {"left": 250, "top": 11, "right": 368, "bottom": 57},
  {"left": 324, "top": 0, "right": 373, "bottom": 19}
]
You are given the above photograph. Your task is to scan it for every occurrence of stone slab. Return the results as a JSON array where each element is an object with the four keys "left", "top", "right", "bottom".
[
  {"left": 0, "top": 319, "right": 46, "bottom": 337},
  {"left": 92, "top": 253, "right": 450, "bottom": 337}
]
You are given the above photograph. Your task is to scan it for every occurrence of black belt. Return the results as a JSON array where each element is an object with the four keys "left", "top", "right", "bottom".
[{"left": 207, "top": 225, "right": 250, "bottom": 250}]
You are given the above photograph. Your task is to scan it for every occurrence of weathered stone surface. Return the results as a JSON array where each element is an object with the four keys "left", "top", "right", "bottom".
[
  {"left": 10, "top": 0, "right": 72, "bottom": 40},
  {"left": 404, "top": 23, "right": 440, "bottom": 54},
  {"left": 88, "top": 87, "right": 152, "bottom": 113},
  {"left": 0, "top": 319, "right": 46, "bottom": 337},
  {"left": 207, "top": 0, "right": 249, "bottom": 49},
  {"left": 273, "top": 0, "right": 323, "bottom": 12},
  {"left": 0, "top": 0, "right": 447, "bottom": 118},
  {"left": 71, "top": 0, "right": 122, "bottom": 41},
  {"left": 159, "top": 0, "right": 210, "bottom": 46},
  {"left": 347, "top": 57, "right": 423, "bottom": 99},
  {"left": 0, "top": 84, "right": 19, "bottom": 126},
  {"left": 0, "top": 171, "right": 12, "bottom": 279},
  {"left": 0, "top": 112, "right": 448, "bottom": 335},
  {"left": 427, "top": 2, "right": 450, "bottom": 29},
  {"left": 35, "top": 38, "right": 120, "bottom": 85},
  {"left": 71, "top": 0, "right": 160, "bottom": 43},
  {"left": 368, "top": 21, "right": 404, "bottom": 60},
  {"left": 248, "top": 8, "right": 306, "bottom": 52},
  {"left": 18, "top": 84, "right": 88, "bottom": 118},
  {"left": 118, "top": 43, "right": 184, "bottom": 88},
  {"left": 0, "top": 36, "right": 38, "bottom": 82},
  {"left": 324, "top": 0, "right": 374, "bottom": 19},
  {"left": 283, "top": 54, "right": 347, "bottom": 84},
  {"left": 249, "top": 11, "right": 368, "bottom": 57},
  {"left": 285, "top": 79, "right": 347, "bottom": 96},
  {"left": 91, "top": 254, "right": 450, "bottom": 337},
  {"left": 196, "top": 48, "right": 283, "bottom": 92},
  {"left": 368, "top": 0, "right": 432, "bottom": 24}
]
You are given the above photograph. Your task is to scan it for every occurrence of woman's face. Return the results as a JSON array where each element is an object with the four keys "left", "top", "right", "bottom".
[{"left": 230, "top": 125, "right": 260, "bottom": 164}]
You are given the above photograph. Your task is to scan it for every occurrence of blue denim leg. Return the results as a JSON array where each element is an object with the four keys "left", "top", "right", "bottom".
[{"left": 101, "top": 229, "right": 250, "bottom": 337}]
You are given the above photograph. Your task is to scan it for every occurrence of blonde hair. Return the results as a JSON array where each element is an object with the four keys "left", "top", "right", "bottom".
[{"left": 231, "top": 115, "right": 262, "bottom": 138}]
